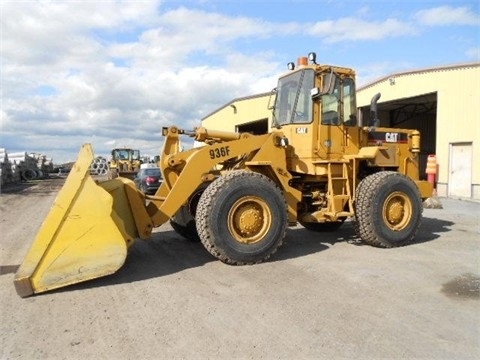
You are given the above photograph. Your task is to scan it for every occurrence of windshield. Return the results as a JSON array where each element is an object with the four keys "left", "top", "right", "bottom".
[
  {"left": 112, "top": 149, "right": 140, "bottom": 160},
  {"left": 273, "top": 69, "right": 314, "bottom": 126},
  {"left": 113, "top": 149, "right": 130, "bottom": 160}
]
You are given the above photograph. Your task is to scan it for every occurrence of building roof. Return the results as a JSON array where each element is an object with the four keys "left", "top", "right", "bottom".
[
  {"left": 201, "top": 91, "right": 272, "bottom": 120},
  {"left": 358, "top": 62, "right": 480, "bottom": 91}
]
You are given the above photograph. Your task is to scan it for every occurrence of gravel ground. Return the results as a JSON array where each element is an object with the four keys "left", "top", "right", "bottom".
[{"left": 1, "top": 177, "right": 479, "bottom": 360}]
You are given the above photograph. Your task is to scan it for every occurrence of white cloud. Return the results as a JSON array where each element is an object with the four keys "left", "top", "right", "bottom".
[
  {"left": 355, "top": 60, "right": 415, "bottom": 88},
  {"left": 1, "top": 1, "right": 478, "bottom": 163},
  {"left": 307, "top": 17, "right": 417, "bottom": 43},
  {"left": 465, "top": 47, "right": 480, "bottom": 60},
  {"left": 2, "top": 2, "right": 281, "bottom": 162},
  {"left": 415, "top": 5, "right": 479, "bottom": 26}
]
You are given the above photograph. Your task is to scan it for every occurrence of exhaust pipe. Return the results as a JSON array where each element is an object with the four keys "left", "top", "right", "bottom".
[{"left": 369, "top": 93, "right": 381, "bottom": 127}]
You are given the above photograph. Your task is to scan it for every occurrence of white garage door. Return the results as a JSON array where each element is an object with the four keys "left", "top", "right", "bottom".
[{"left": 448, "top": 142, "right": 472, "bottom": 198}]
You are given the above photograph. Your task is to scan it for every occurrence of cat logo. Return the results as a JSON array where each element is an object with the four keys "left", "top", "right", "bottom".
[
  {"left": 385, "top": 132, "right": 399, "bottom": 143},
  {"left": 296, "top": 127, "right": 308, "bottom": 134}
]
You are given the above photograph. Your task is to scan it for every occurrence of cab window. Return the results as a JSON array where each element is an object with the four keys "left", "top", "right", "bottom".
[
  {"left": 321, "top": 76, "right": 357, "bottom": 126},
  {"left": 343, "top": 78, "right": 357, "bottom": 126},
  {"left": 321, "top": 76, "right": 340, "bottom": 125},
  {"left": 273, "top": 69, "right": 314, "bottom": 126}
]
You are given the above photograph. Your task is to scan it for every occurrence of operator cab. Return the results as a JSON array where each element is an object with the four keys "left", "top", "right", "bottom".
[
  {"left": 272, "top": 52, "right": 357, "bottom": 129},
  {"left": 271, "top": 52, "right": 359, "bottom": 170}
]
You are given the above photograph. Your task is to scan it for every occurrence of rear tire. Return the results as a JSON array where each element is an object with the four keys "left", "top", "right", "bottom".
[
  {"left": 196, "top": 171, "right": 288, "bottom": 265},
  {"left": 170, "top": 206, "right": 200, "bottom": 242},
  {"left": 354, "top": 171, "right": 422, "bottom": 247}
]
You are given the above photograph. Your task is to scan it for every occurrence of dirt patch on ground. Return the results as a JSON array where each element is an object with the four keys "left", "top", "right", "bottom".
[{"left": 1, "top": 179, "right": 479, "bottom": 359}]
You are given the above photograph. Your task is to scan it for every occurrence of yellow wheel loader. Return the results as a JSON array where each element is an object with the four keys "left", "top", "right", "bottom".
[
  {"left": 108, "top": 147, "right": 142, "bottom": 179},
  {"left": 14, "top": 53, "right": 433, "bottom": 297}
]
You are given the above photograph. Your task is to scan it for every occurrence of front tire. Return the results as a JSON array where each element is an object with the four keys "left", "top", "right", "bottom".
[
  {"left": 354, "top": 171, "right": 422, "bottom": 247},
  {"left": 196, "top": 171, "right": 288, "bottom": 265}
]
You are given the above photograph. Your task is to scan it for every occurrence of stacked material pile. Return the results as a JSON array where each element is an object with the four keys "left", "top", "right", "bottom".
[
  {"left": 0, "top": 148, "right": 20, "bottom": 186},
  {"left": 90, "top": 156, "right": 109, "bottom": 176},
  {"left": 1, "top": 150, "right": 54, "bottom": 185},
  {"left": 30, "top": 153, "right": 54, "bottom": 176},
  {"left": 9, "top": 152, "right": 38, "bottom": 181}
]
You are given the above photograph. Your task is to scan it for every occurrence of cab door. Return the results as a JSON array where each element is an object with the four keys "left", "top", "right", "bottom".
[{"left": 317, "top": 76, "right": 357, "bottom": 159}]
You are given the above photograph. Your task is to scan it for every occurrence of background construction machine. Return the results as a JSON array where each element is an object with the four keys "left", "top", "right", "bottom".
[
  {"left": 108, "top": 147, "right": 142, "bottom": 179},
  {"left": 14, "top": 52, "right": 433, "bottom": 297}
]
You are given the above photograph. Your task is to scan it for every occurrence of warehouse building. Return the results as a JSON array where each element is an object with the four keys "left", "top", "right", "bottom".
[
  {"left": 202, "top": 92, "right": 273, "bottom": 135},
  {"left": 201, "top": 63, "right": 480, "bottom": 200},
  {"left": 356, "top": 63, "right": 479, "bottom": 200}
]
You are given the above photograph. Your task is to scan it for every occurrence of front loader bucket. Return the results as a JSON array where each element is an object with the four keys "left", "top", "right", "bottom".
[{"left": 14, "top": 144, "right": 144, "bottom": 297}]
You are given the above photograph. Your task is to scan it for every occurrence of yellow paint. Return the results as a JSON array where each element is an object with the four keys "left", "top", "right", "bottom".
[{"left": 14, "top": 144, "right": 137, "bottom": 297}]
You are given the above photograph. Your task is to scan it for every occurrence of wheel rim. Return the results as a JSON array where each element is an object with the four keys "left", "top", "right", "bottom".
[
  {"left": 382, "top": 191, "right": 413, "bottom": 231},
  {"left": 228, "top": 196, "right": 272, "bottom": 244}
]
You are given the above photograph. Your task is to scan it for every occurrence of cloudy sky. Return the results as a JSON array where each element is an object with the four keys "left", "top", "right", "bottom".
[{"left": 1, "top": 0, "right": 479, "bottom": 163}]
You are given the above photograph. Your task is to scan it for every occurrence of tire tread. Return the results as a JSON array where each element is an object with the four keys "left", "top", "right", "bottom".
[
  {"left": 354, "top": 171, "right": 422, "bottom": 248},
  {"left": 196, "top": 171, "right": 287, "bottom": 265}
]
